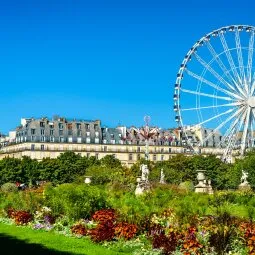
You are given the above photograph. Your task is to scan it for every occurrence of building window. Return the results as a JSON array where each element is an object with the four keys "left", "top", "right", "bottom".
[
  {"left": 161, "top": 148, "right": 164, "bottom": 153},
  {"left": 50, "top": 129, "right": 54, "bottom": 135},
  {"left": 87, "top": 153, "right": 90, "bottom": 158},
  {"left": 86, "top": 131, "right": 90, "bottom": 136},
  {"left": 60, "top": 137, "right": 64, "bottom": 143},
  {"left": 40, "top": 136, "right": 45, "bottom": 142},
  {"left": 68, "top": 137, "right": 73, "bottom": 143},
  {"left": 161, "top": 155, "right": 164, "bottom": 161},
  {"left": 49, "top": 124, "right": 54, "bottom": 129},
  {"left": 95, "top": 138, "right": 99, "bottom": 144},
  {"left": 40, "top": 122, "right": 45, "bottom": 128},
  {"left": 67, "top": 123, "right": 72, "bottom": 130},
  {"left": 129, "top": 153, "right": 133, "bottom": 161},
  {"left": 68, "top": 130, "right": 72, "bottom": 136},
  {"left": 169, "top": 148, "right": 171, "bottom": 153},
  {"left": 86, "top": 124, "right": 90, "bottom": 130},
  {"left": 86, "top": 137, "right": 91, "bottom": 143},
  {"left": 31, "top": 144, "right": 35, "bottom": 151},
  {"left": 95, "top": 131, "right": 99, "bottom": 137},
  {"left": 95, "top": 153, "right": 99, "bottom": 159},
  {"left": 31, "top": 129, "right": 36, "bottom": 135},
  {"left": 50, "top": 136, "right": 54, "bottom": 142},
  {"left": 137, "top": 154, "right": 141, "bottom": 160},
  {"left": 77, "top": 130, "right": 82, "bottom": 136},
  {"left": 111, "top": 140, "right": 115, "bottom": 144},
  {"left": 76, "top": 123, "right": 81, "bottom": 129},
  {"left": 103, "top": 146, "right": 107, "bottom": 152},
  {"left": 41, "top": 129, "right": 45, "bottom": 135},
  {"left": 153, "top": 154, "right": 157, "bottom": 161},
  {"left": 59, "top": 130, "right": 63, "bottom": 136},
  {"left": 94, "top": 124, "right": 98, "bottom": 130},
  {"left": 77, "top": 137, "right": 82, "bottom": 143},
  {"left": 137, "top": 147, "right": 141, "bottom": 152},
  {"left": 31, "top": 136, "right": 35, "bottom": 141},
  {"left": 59, "top": 123, "right": 64, "bottom": 129},
  {"left": 41, "top": 145, "right": 45, "bottom": 151}
]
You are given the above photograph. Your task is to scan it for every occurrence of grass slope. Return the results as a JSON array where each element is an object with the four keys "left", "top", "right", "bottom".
[{"left": 0, "top": 223, "right": 130, "bottom": 255}]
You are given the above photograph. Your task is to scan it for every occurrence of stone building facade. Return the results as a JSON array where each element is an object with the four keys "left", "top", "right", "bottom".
[{"left": 0, "top": 116, "right": 226, "bottom": 165}]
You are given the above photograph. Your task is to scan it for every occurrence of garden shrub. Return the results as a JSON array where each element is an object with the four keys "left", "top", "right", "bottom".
[
  {"left": 8, "top": 209, "right": 33, "bottom": 225},
  {"left": 114, "top": 222, "right": 138, "bottom": 240},
  {"left": 1, "top": 183, "right": 18, "bottom": 193},
  {"left": 240, "top": 222, "right": 255, "bottom": 254},
  {"left": 71, "top": 223, "right": 87, "bottom": 236},
  {"left": 1, "top": 191, "right": 43, "bottom": 213},
  {"left": 178, "top": 181, "right": 194, "bottom": 192},
  {"left": 44, "top": 184, "right": 108, "bottom": 220},
  {"left": 151, "top": 227, "right": 179, "bottom": 255},
  {"left": 90, "top": 220, "right": 115, "bottom": 242},
  {"left": 92, "top": 209, "right": 116, "bottom": 223}
]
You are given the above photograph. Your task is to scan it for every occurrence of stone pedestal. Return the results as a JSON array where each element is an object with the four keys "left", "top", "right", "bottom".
[
  {"left": 238, "top": 183, "right": 251, "bottom": 191},
  {"left": 195, "top": 170, "right": 207, "bottom": 193},
  {"left": 195, "top": 170, "right": 213, "bottom": 194}
]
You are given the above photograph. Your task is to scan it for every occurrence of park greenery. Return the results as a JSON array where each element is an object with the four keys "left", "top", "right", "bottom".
[
  {"left": 1, "top": 151, "right": 255, "bottom": 254},
  {"left": 0, "top": 151, "right": 255, "bottom": 189}
]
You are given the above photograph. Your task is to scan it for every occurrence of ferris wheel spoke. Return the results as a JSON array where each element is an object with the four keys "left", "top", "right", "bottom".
[
  {"left": 247, "top": 30, "right": 254, "bottom": 84},
  {"left": 197, "top": 108, "right": 234, "bottom": 126},
  {"left": 218, "top": 108, "right": 244, "bottom": 148},
  {"left": 186, "top": 69, "right": 244, "bottom": 100},
  {"left": 250, "top": 73, "right": 255, "bottom": 95},
  {"left": 181, "top": 102, "right": 241, "bottom": 112},
  {"left": 223, "top": 110, "right": 246, "bottom": 158},
  {"left": 241, "top": 107, "right": 251, "bottom": 155},
  {"left": 205, "top": 41, "right": 236, "bottom": 86},
  {"left": 198, "top": 106, "right": 243, "bottom": 146},
  {"left": 193, "top": 52, "right": 244, "bottom": 95},
  {"left": 181, "top": 88, "right": 233, "bottom": 101},
  {"left": 250, "top": 109, "right": 255, "bottom": 147},
  {"left": 248, "top": 110, "right": 254, "bottom": 147},
  {"left": 235, "top": 29, "right": 246, "bottom": 87},
  {"left": 219, "top": 33, "right": 241, "bottom": 83}
]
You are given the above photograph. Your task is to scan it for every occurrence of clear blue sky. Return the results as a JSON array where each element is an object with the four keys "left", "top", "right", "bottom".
[{"left": 0, "top": 0, "right": 255, "bottom": 133}]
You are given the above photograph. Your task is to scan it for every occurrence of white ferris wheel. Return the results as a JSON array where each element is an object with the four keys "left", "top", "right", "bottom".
[{"left": 174, "top": 25, "right": 255, "bottom": 159}]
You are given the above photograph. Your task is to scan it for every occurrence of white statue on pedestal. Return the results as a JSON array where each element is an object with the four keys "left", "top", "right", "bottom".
[
  {"left": 141, "top": 164, "right": 149, "bottom": 182},
  {"left": 241, "top": 170, "right": 248, "bottom": 185},
  {"left": 160, "top": 168, "right": 165, "bottom": 184},
  {"left": 135, "top": 164, "right": 150, "bottom": 195}
]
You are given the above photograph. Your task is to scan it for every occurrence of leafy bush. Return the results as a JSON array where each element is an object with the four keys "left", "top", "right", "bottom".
[
  {"left": 1, "top": 183, "right": 18, "bottom": 193},
  {"left": 1, "top": 191, "right": 43, "bottom": 213},
  {"left": 92, "top": 209, "right": 116, "bottom": 223},
  {"left": 178, "top": 181, "right": 194, "bottom": 192},
  {"left": 90, "top": 220, "right": 115, "bottom": 242},
  {"left": 115, "top": 222, "right": 138, "bottom": 240},
  {"left": 151, "top": 227, "right": 179, "bottom": 255},
  {"left": 71, "top": 223, "right": 87, "bottom": 236},
  {"left": 10, "top": 209, "right": 33, "bottom": 225},
  {"left": 44, "top": 184, "right": 108, "bottom": 220}
]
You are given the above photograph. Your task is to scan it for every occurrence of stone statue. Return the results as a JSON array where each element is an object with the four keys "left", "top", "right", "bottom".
[
  {"left": 141, "top": 164, "right": 149, "bottom": 182},
  {"left": 160, "top": 168, "right": 165, "bottom": 184},
  {"left": 239, "top": 170, "right": 251, "bottom": 190},
  {"left": 135, "top": 164, "right": 150, "bottom": 195},
  {"left": 241, "top": 170, "right": 248, "bottom": 184}
]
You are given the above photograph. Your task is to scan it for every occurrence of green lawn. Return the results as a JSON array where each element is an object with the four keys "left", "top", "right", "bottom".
[{"left": 0, "top": 223, "right": 131, "bottom": 255}]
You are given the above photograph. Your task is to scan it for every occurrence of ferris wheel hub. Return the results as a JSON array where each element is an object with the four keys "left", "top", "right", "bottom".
[{"left": 247, "top": 97, "right": 255, "bottom": 108}]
